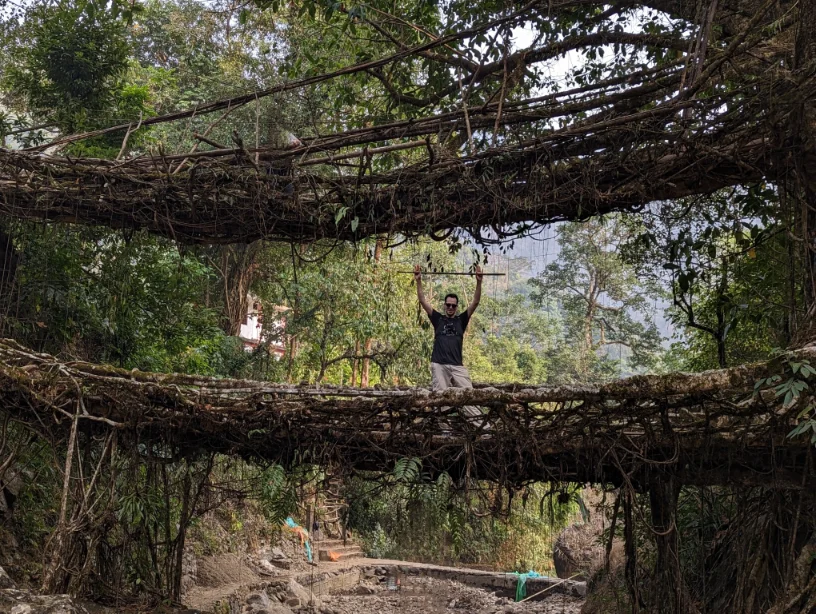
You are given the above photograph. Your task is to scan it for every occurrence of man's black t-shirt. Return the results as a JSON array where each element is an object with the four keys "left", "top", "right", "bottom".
[{"left": 429, "top": 309, "right": 470, "bottom": 366}]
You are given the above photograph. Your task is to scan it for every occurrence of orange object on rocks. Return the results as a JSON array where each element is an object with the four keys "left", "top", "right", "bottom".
[{"left": 285, "top": 524, "right": 309, "bottom": 545}]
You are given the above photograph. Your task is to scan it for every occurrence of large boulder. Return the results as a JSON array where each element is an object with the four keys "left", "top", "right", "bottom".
[
  {"left": 0, "top": 589, "right": 90, "bottom": 614},
  {"left": 180, "top": 548, "right": 197, "bottom": 597},
  {"left": 242, "top": 588, "right": 295, "bottom": 614},
  {"left": 0, "top": 468, "right": 29, "bottom": 516},
  {"left": 285, "top": 579, "right": 319, "bottom": 609},
  {"left": 244, "top": 591, "right": 272, "bottom": 613},
  {"left": 553, "top": 521, "right": 623, "bottom": 582},
  {"left": 553, "top": 522, "right": 602, "bottom": 581},
  {"left": 0, "top": 568, "right": 14, "bottom": 590},
  {"left": 268, "top": 548, "right": 291, "bottom": 570}
]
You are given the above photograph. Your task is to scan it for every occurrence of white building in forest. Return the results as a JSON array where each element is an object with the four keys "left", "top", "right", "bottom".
[{"left": 239, "top": 294, "right": 287, "bottom": 359}]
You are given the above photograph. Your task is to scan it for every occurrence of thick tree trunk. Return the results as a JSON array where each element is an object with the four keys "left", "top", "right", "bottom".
[
  {"left": 171, "top": 470, "right": 192, "bottom": 603},
  {"left": 648, "top": 475, "right": 689, "bottom": 613},
  {"left": 0, "top": 229, "right": 18, "bottom": 290},
  {"left": 767, "top": 537, "right": 816, "bottom": 614},
  {"left": 351, "top": 340, "right": 360, "bottom": 386},
  {"left": 622, "top": 490, "right": 640, "bottom": 614},
  {"left": 361, "top": 239, "right": 383, "bottom": 387},
  {"left": 642, "top": 0, "right": 788, "bottom": 37},
  {"left": 220, "top": 242, "right": 261, "bottom": 336},
  {"left": 0, "top": 229, "right": 19, "bottom": 335},
  {"left": 41, "top": 408, "right": 80, "bottom": 594},
  {"left": 715, "top": 264, "right": 729, "bottom": 367},
  {"left": 286, "top": 337, "right": 297, "bottom": 383},
  {"left": 361, "top": 339, "right": 372, "bottom": 387},
  {"left": 789, "top": 0, "right": 816, "bottom": 341}
]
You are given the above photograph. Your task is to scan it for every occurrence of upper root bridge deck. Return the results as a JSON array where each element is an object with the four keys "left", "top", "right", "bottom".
[
  {"left": 0, "top": 2, "right": 803, "bottom": 246},
  {"left": 0, "top": 338, "right": 813, "bottom": 490}
]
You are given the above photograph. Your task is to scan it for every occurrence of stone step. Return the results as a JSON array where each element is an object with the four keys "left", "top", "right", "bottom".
[
  {"left": 318, "top": 550, "right": 363, "bottom": 563},
  {"left": 318, "top": 544, "right": 362, "bottom": 555},
  {"left": 314, "top": 538, "right": 356, "bottom": 549},
  {"left": 318, "top": 545, "right": 364, "bottom": 562}
]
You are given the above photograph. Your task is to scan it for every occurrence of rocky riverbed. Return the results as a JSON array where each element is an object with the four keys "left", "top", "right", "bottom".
[{"left": 326, "top": 576, "right": 582, "bottom": 614}]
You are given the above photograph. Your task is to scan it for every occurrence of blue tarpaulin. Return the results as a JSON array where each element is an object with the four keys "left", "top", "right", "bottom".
[
  {"left": 284, "top": 517, "right": 313, "bottom": 563},
  {"left": 514, "top": 570, "right": 542, "bottom": 601}
]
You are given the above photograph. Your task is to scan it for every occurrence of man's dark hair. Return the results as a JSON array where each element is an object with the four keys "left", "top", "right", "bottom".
[{"left": 444, "top": 293, "right": 459, "bottom": 304}]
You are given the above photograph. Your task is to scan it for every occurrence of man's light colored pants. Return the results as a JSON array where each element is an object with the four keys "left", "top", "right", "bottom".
[
  {"left": 430, "top": 363, "right": 483, "bottom": 423},
  {"left": 430, "top": 363, "right": 473, "bottom": 390}
]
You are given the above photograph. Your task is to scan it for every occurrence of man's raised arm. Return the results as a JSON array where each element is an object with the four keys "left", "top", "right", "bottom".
[
  {"left": 414, "top": 265, "right": 433, "bottom": 316},
  {"left": 467, "top": 266, "right": 484, "bottom": 317}
]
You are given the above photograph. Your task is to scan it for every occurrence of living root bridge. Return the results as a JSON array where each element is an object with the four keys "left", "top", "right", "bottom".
[
  {"left": 0, "top": 338, "right": 813, "bottom": 490},
  {"left": 0, "top": 3, "right": 805, "bottom": 245},
  {"left": 0, "top": 110, "right": 767, "bottom": 244}
]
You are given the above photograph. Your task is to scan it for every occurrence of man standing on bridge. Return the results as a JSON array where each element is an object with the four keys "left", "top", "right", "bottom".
[{"left": 413, "top": 264, "right": 482, "bottom": 391}]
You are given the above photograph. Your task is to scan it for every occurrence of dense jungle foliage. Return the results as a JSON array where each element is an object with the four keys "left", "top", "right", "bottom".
[{"left": 0, "top": 0, "right": 813, "bottom": 610}]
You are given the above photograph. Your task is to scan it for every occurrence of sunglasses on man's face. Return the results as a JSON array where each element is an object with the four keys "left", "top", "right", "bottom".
[{"left": 445, "top": 303, "right": 458, "bottom": 309}]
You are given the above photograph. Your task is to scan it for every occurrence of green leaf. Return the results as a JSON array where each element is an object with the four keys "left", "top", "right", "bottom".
[
  {"left": 789, "top": 422, "right": 809, "bottom": 438},
  {"left": 335, "top": 206, "right": 349, "bottom": 225},
  {"left": 575, "top": 494, "right": 590, "bottom": 523},
  {"left": 797, "top": 405, "right": 813, "bottom": 419}
]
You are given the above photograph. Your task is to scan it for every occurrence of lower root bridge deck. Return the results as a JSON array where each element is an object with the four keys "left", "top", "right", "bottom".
[{"left": 0, "top": 338, "right": 813, "bottom": 490}]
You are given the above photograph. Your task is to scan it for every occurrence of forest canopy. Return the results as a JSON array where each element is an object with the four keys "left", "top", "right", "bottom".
[
  {"left": 0, "top": 0, "right": 811, "bottom": 373},
  {"left": 0, "top": 0, "right": 811, "bottom": 243},
  {"left": 0, "top": 0, "right": 815, "bottom": 612}
]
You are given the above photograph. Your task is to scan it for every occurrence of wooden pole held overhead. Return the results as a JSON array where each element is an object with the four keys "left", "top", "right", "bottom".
[{"left": 398, "top": 271, "right": 505, "bottom": 276}]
